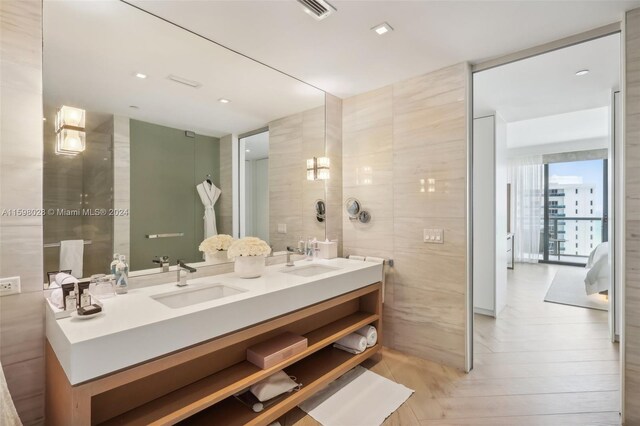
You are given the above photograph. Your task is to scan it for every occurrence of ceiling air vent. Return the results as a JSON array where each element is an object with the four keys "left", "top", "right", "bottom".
[
  {"left": 297, "top": 0, "right": 336, "bottom": 20},
  {"left": 167, "top": 74, "right": 202, "bottom": 89}
]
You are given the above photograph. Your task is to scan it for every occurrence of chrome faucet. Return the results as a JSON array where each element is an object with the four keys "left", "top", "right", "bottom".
[
  {"left": 285, "top": 246, "right": 304, "bottom": 267},
  {"left": 153, "top": 256, "right": 170, "bottom": 272},
  {"left": 176, "top": 260, "right": 197, "bottom": 286}
]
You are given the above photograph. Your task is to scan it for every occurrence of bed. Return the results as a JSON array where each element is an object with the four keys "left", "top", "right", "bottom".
[{"left": 584, "top": 242, "right": 610, "bottom": 295}]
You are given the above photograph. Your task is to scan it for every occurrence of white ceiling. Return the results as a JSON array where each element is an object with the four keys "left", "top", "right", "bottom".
[
  {"left": 506, "top": 107, "right": 610, "bottom": 148},
  {"left": 43, "top": 1, "right": 324, "bottom": 137},
  {"left": 474, "top": 34, "right": 620, "bottom": 122},
  {"left": 128, "top": 0, "right": 639, "bottom": 98}
]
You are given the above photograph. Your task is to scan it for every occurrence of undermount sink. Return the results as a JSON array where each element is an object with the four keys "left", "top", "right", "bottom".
[
  {"left": 151, "top": 283, "right": 247, "bottom": 309},
  {"left": 280, "top": 264, "right": 341, "bottom": 277}
]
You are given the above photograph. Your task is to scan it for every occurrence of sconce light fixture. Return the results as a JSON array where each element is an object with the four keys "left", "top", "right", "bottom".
[
  {"left": 306, "top": 156, "right": 330, "bottom": 180},
  {"left": 54, "top": 105, "right": 86, "bottom": 156}
]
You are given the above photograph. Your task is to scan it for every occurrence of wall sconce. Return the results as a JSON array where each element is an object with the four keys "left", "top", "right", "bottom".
[
  {"left": 306, "top": 156, "right": 330, "bottom": 180},
  {"left": 55, "top": 106, "right": 86, "bottom": 156}
]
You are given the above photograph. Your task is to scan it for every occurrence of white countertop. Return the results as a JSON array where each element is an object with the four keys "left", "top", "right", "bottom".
[{"left": 46, "top": 258, "right": 383, "bottom": 385}]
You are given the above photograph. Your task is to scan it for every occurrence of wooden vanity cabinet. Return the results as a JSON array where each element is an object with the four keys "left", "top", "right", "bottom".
[{"left": 46, "top": 283, "right": 382, "bottom": 426}]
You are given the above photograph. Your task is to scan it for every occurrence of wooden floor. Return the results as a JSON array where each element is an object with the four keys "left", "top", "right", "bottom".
[{"left": 280, "top": 263, "right": 621, "bottom": 425}]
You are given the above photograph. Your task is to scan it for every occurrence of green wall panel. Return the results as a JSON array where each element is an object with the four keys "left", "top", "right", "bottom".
[{"left": 130, "top": 120, "right": 219, "bottom": 270}]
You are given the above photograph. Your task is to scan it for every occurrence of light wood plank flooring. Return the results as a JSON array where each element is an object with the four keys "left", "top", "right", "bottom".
[{"left": 280, "top": 263, "right": 620, "bottom": 425}]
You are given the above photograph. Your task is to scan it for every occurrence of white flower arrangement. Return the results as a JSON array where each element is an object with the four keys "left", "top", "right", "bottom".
[
  {"left": 227, "top": 237, "right": 271, "bottom": 259},
  {"left": 199, "top": 234, "right": 234, "bottom": 255}
]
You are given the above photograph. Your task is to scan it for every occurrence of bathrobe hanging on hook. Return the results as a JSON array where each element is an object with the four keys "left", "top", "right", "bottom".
[{"left": 196, "top": 179, "right": 221, "bottom": 238}]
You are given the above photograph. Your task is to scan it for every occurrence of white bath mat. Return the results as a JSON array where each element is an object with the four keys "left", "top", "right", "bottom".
[{"left": 298, "top": 366, "right": 414, "bottom": 426}]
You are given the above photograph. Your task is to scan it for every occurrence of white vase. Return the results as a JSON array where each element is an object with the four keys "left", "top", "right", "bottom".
[
  {"left": 234, "top": 255, "right": 265, "bottom": 278},
  {"left": 205, "top": 250, "right": 228, "bottom": 264}
]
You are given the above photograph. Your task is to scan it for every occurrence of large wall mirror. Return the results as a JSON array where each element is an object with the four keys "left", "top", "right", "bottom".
[{"left": 42, "top": 0, "right": 327, "bottom": 282}]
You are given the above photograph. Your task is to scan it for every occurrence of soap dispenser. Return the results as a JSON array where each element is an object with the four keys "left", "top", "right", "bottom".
[{"left": 114, "top": 255, "right": 129, "bottom": 294}]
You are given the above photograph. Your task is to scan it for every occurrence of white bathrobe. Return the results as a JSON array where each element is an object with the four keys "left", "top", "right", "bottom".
[{"left": 196, "top": 180, "right": 221, "bottom": 238}]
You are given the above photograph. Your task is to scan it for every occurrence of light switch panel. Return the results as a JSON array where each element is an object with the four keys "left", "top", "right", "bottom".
[
  {"left": 423, "top": 228, "right": 444, "bottom": 244},
  {"left": 277, "top": 224, "right": 287, "bottom": 234}
]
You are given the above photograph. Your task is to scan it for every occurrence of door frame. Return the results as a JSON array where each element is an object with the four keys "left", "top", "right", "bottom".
[{"left": 468, "top": 21, "right": 624, "bottom": 416}]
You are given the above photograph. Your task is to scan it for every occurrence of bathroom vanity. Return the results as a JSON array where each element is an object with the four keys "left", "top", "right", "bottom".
[{"left": 45, "top": 259, "right": 383, "bottom": 425}]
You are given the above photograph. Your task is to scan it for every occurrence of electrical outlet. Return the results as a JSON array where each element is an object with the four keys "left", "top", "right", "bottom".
[
  {"left": 277, "top": 223, "right": 287, "bottom": 234},
  {"left": 0, "top": 276, "right": 21, "bottom": 296}
]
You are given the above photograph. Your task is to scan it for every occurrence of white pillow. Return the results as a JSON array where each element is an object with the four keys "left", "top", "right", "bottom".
[{"left": 250, "top": 371, "right": 299, "bottom": 402}]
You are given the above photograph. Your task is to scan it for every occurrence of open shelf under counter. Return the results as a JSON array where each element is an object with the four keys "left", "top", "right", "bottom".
[
  {"left": 100, "top": 312, "right": 378, "bottom": 426},
  {"left": 46, "top": 282, "right": 383, "bottom": 426},
  {"left": 181, "top": 345, "right": 380, "bottom": 426}
]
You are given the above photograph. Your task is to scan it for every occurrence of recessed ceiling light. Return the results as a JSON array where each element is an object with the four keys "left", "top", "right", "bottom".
[
  {"left": 372, "top": 22, "right": 393, "bottom": 35},
  {"left": 246, "top": 149, "right": 251, "bottom": 153},
  {"left": 575, "top": 69, "right": 589, "bottom": 76},
  {"left": 42, "top": 117, "right": 47, "bottom": 121},
  {"left": 218, "top": 98, "right": 230, "bottom": 104},
  {"left": 135, "top": 72, "right": 147, "bottom": 79}
]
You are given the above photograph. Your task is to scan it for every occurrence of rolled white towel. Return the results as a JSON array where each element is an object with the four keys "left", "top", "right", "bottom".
[
  {"left": 334, "top": 333, "right": 367, "bottom": 354},
  {"left": 348, "top": 255, "right": 365, "bottom": 261},
  {"left": 55, "top": 272, "right": 79, "bottom": 287},
  {"left": 355, "top": 325, "right": 377, "bottom": 347},
  {"left": 50, "top": 289, "right": 64, "bottom": 309}
]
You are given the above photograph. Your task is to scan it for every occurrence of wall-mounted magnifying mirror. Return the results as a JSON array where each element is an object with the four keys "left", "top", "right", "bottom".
[
  {"left": 358, "top": 210, "right": 371, "bottom": 224},
  {"left": 315, "top": 199, "right": 326, "bottom": 223},
  {"left": 345, "top": 198, "right": 361, "bottom": 219},
  {"left": 345, "top": 197, "right": 371, "bottom": 224}
]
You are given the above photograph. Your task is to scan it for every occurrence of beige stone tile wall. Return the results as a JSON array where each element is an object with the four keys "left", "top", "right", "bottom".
[
  {"left": 342, "top": 63, "right": 469, "bottom": 370},
  {"left": 0, "top": 0, "right": 45, "bottom": 423},
  {"left": 269, "top": 106, "right": 326, "bottom": 251},
  {"left": 625, "top": 7, "right": 640, "bottom": 424},
  {"left": 324, "top": 94, "right": 343, "bottom": 254}
]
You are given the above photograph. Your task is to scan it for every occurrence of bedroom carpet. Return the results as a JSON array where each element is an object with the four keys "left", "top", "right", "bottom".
[{"left": 544, "top": 267, "right": 608, "bottom": 311}]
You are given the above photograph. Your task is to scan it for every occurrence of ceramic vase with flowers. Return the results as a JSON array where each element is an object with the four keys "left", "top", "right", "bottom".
[
  {"left": 227, "top": 237, "right": 271, "bottom": 278},
  {"left": 199, "top": 234, "right": 234, "bottom": 263}
]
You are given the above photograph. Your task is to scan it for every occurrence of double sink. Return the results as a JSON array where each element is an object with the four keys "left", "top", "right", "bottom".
[{"left": 151, "top": 263, "right": 340, "bottom": 309}]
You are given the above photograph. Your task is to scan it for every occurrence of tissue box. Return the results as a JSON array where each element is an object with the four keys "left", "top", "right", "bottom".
[
  {"left": 247, "top": 332, "right": 308, "bottom": 369},
  {"left": 317, "top": 240, "right": 338, "bottom": 259}
]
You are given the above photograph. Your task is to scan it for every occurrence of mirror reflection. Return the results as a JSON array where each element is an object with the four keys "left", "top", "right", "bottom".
[{"left": 42, "top": 0, "right": 326, "bottom": 282}]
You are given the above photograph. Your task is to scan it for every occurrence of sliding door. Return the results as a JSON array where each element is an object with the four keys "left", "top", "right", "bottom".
[{"left": 542, "top": 159, "right": 608, "bottom": 266}]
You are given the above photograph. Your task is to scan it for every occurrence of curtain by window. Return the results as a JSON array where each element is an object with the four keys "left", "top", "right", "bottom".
[{"left": 508, "top": 156, "right": 544, "bottom": 263}]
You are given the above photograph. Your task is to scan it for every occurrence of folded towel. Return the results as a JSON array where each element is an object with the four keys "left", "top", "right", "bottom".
[
  {"left": 333, "top": 343, "right": 364, "bottom": 354},
  {"left": 349, "top": 255, "right": 365, "bottom": 261},
  {"left": 60, "top": 240, "right": 84, "bottom": 279},
  {"left": 335, "top": 333, "right": 367, "bottom": 353},
  {"left": 250, "top": 371, "right": 299, "bottom": 402},
  {"left": 355, "top": 325, "right": 378, "bottom": 347},
  {"left": 365, "top": 256, "right": 385, "bottom": 264}
]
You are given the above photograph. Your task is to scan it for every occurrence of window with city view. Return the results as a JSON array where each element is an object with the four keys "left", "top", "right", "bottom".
[{"left": 543, "top": 159, "right": 606, "bottom": 265}]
